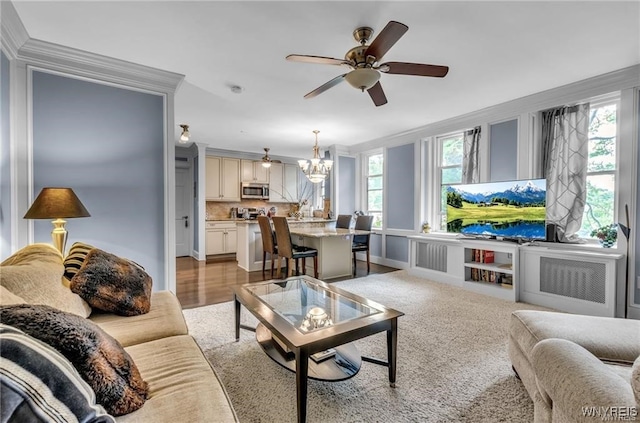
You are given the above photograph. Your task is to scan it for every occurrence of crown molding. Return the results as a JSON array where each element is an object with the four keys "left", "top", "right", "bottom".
[
  {"left": 351, "top": 64, "right": 640, "bottom": 154},
  {"left": 0, "top": 1, "right": 29, "bottom": 59},
  {"left": 18, "top": 38, "right": 184, "bottom": 94}
]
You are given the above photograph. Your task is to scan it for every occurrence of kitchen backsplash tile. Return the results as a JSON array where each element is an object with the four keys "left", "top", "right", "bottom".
[{"left": 206, "top": 201, "right": 298, "bottom": 220}]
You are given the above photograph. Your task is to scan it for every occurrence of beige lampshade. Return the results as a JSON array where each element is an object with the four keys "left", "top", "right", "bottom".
[{"left": 24, "top": 188, "right": 91, "bottom": 219}]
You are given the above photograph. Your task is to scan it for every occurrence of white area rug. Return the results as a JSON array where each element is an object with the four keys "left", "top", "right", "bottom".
[{"left": 183, "top": 270, "right": 549, "bottom": 423}]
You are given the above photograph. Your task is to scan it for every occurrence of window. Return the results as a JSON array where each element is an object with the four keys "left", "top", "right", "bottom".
[
  {"left": 578, "top": 102, "right": 617, "bottom": 238},
  {"left": 366, "top": 153, "right": 383, "bottom": 228},
  {"left": 438, "top": 133, "right": 464, "bottom": 229}
]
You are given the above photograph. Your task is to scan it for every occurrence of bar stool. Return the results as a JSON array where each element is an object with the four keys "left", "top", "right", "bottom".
[
  {"left": 352, "top": 215, "right": 374, "bottom": 276},
  {"left": 257, "top": 216, "right": 278, "bottom": 278},
  {"left": 271, "top": 216, "right": 318, "bottom": 278},
  {"left": 336, "top": 214, "right": 352, "bottom": 229}
]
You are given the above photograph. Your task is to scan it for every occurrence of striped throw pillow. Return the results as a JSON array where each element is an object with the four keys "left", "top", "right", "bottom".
[
  {"left": 0, "top": 324, "right": 116, "bottom": 422},
  {"left": 63, "top": 242, "right": 95, "bottom": 280}
]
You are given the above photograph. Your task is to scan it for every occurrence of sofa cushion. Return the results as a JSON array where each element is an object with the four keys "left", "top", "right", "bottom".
[
  {"left": 1, "top": 286, "right": 25, "bottom": 306},
  {"left": 116, "top": 335, "right": 238, "bottom": 423},
  {"left": 531, "top": 338, "right": 636, "bottom": 422},
  {"left": 90, "top": 291, "right": 188, "bottom": 348},
  {"left": 64, "top": 241, "right": 95, "bottom": 280},
  {"left": 0, "top": 324, "right": 116, "bottom": 423},
  {"left": 71, "top": 248, "right": 152, "bottom": 316},
  {"left": 0, "top": 243, "right": 91, "bottom": 317},
  {"left": 510, "top": 310, "right": 640, "bottom": 365},
  {"left": 0, "top": 304, "right": 148, "bottom": 416}
]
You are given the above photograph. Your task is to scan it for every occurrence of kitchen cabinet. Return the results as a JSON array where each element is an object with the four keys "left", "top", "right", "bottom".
[
  {"left": 206, "top": 156, "right": 240, "bottom": 201},
  {"left": 205, "top": 221, "right": 237, "bottom": 255},
  {"left": 268, "top": 163, "right": 298, "bottom": 203},
  {"left": 241, "top": 160, "right": 269, "bottom": 184}
]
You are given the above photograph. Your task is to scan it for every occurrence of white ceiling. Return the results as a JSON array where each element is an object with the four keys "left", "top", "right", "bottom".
[{"left": 11, "top": 1, "right": 640, "bottom": 159}]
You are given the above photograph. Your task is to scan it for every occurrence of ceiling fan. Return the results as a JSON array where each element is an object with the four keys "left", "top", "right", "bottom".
[
  {"left": 286, "top": 21, "right": 449, "bottom": 107},
  {"left": 260, "top": 148, "right": 281, "bottom": 168}
]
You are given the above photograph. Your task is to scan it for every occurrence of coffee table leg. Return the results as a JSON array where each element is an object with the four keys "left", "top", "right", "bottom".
[
  {"left": 387, "top": 318, "right": 398, "bottom": 387},
  {"left": 234, "top": 295, "right": 240, "bottom": 341},
  {"left": 295, "top": 348, "right": 309, "bottom": 423}
]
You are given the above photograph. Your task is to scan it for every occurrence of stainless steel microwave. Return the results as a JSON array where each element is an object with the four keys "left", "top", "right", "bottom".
[{"left": 241, "top": 183, "right": 269, "bottom": 199}]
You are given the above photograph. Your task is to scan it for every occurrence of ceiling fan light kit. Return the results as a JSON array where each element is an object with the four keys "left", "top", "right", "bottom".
[
  {"left": 286, "top": 20, "right": 449, "bottom": 106},
  {"left": 345, "top": 68, "right": 380, "bottom": 91},
  {"left": 179, "top": 124, "right": 190, "bottom": 143},
  {"left": 261, "top": 148, "right": 272, "bottom": 168}
]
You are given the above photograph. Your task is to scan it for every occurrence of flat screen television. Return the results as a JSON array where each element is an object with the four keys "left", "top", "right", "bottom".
[{"left": 445, "top": 178, "right": 547, "bottom": 240}]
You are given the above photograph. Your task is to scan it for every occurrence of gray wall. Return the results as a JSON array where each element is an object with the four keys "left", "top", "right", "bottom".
[
  {"left": 386, "top": 143, "right": 414, "bottom": 230},
  {"left": 386, "top": 235, "right": 408, "bottom": 263},
  {"left": 32, "top": 71, "right": 166, "bottom": 290},
  {"left": 489, "top": 119, "right": 518, "bottom": 181},
  {"left": 370, "top": 233, "right": 382, "bottom": 257},
  {"left": 338, "top": 156, "right": 355, "bottom": 216},
  {"left": 1, "top": 51, "right": 10, "bottom": 260}
]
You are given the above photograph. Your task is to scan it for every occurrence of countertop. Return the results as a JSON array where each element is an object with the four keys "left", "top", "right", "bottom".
[
  {"left": 232, "top": 218, "right": 336, "bottom": 225},
  {"left": 289, "top": 227, "right": 369, "bottom": 238}
]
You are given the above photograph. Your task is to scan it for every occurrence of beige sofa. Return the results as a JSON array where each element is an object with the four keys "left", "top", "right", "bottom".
[
  {"left": 1, "top": 243, "right": 238, "bottom": 422},
  {"left": 509, "top": 310, "right": 640, "bottom": 423}
]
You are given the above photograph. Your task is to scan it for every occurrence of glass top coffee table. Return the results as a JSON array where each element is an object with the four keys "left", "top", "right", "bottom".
[{"left": 232, "top": 275, "right": 404, "bottom": 423}]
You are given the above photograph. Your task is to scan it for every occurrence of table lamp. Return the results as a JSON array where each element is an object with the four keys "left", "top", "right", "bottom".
[{"left": 24, "top": 187, "right": 91, "bottom": 254}]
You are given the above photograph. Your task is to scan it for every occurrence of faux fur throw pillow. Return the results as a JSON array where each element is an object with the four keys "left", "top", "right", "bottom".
[
  {"left": 70, "top": 248, "right": 152, "bottom": 316},
  {"left": 0, "top": 304, "right": 148, "bottom": 416}
]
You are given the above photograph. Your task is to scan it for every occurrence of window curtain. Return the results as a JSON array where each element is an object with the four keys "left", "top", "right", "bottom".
[
  {"left": 462, "top": 126, "right": 481, "bottom": 183},
  {"left": 541, "top": 103, "right": 589, "bottom": 242}
]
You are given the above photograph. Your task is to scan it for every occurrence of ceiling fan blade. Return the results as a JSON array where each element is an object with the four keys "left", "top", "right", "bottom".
[
  {"left": 304, "top": 74, "right": 347, "bottom": 99},
  {"left": 367, "top": 81, "right": 388, "bottom": 107},
  {"left": 286, "top": 54, "right": 351, "bottom": 66},
  {"left": 380, "top": 62, "right": 449, "bottom": 78},
  {"left": 365, "top": 21, "right": 408, "bottom": 61}
]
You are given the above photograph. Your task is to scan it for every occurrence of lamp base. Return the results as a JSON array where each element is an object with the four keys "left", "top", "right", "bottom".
[{"left": 51, "top": 218, "right": 68, "bottom": 255}]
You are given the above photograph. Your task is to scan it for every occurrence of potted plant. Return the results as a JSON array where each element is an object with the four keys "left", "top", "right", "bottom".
[{"left": 590, "top": 223, "right": 618, "bottom": 248}]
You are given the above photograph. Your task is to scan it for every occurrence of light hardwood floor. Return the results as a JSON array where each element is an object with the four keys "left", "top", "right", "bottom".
[{"left": 176, "top": 255, "right": 397, "bottom": 309}]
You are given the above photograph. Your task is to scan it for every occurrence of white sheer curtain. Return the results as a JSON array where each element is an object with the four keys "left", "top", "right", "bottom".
[
  {"left": 462, "top": 126, "right": 481, "bottom": 184},
  {"left": 541, "top": 103, "right": 589, "bottom": 242}
]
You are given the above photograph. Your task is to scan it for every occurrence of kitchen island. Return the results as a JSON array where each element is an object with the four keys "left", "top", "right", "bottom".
[
  {"left": 236, "top": 218, "right": 334, "bottom": 273},
  {"left": 289, "top": 227, "right": 370, "bottom": 279}
]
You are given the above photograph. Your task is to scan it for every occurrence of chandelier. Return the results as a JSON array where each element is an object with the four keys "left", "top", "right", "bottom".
[{"left": 298, "top": 130, "right": 333, "bottom": 184}]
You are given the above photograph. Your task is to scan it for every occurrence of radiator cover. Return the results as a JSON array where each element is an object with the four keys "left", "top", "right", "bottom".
[
  {"left": 416, "top": 242, "right": 447, "bottom": 273},
  {"left": 539, "top": 257, "right": 606, "bottom": 304}
]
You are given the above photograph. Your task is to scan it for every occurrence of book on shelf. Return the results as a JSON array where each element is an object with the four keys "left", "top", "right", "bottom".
[
  {"left": 481, "top": 269, "right": 489, "bottom": 282},
  {"left": 484, "top": 250, "right": 495, "bottom": 263},
  {"left": 471, "top": 268, "right": 479, "bottom": 281},
  {"left": 471, "top": 249, "right": 495, "bottom": 264},
  {"left": 489, "top": 271, "right": 496, "bottom": 283}
]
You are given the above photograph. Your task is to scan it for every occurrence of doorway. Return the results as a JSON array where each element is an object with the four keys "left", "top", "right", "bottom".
[{"left": 175, "top": 165, "right": 192, "bottom": 257}]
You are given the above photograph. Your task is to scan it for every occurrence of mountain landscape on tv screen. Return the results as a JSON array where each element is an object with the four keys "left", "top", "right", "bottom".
[
  {"left": 446, "top": 180, "right": 546, "bottom": 206},
  {"left": 446, "top": 180, "right": 546, "bottom": 239}
]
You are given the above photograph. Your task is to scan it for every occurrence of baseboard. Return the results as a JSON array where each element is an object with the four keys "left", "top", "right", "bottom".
[{"left": 367, "top": 255, "right": 409, "bottom": 270}]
